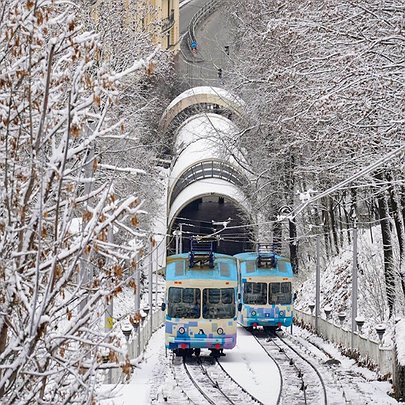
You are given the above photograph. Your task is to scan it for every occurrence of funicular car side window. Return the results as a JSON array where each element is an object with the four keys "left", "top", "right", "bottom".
[
  {"left": 203, "top": 288, "right": 235, "bottom": 319},
  {"left": 243, "top": 282, "right": 267, "bottom": 305},
  {"left": 168, "top": 287, "right": 201, "bottom": 318}
]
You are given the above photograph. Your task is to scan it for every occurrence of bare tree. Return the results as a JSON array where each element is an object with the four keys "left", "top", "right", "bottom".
[
  {"left": 224, "top": 0, "right": 405, "bottom": 311},
  {"left": 0, "top": 0, "right": 164, "bottom": 402}
]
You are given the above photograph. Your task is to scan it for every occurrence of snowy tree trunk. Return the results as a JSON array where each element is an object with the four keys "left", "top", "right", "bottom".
[
  {"left": 288, "top": 218, "right": 298, "bottom": 274},
  {"left": 328, "top": 196, "right": 340, "bottom": 256},
  {"left": 386, "top": 177, "right": 405, "bottom": 300},
  {"left": 376, "top": 184, "right": 396, "bottom": 318}
]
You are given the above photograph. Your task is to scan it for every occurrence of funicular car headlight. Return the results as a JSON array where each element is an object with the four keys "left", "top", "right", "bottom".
[
  {"left": 251, "top": 310, "right": 257, "bottom": 316},
  {"left": 279, "top": 310, "right": 285, "bottom": 317},
  {"left": 217, "top": 328, "right": 224, "bottom": 335},
  {"left": 178, "top": 327, "right": 185, "bottom": 334}
]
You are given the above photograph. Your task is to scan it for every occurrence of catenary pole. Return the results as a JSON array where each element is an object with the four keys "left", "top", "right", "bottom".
[
  {"left": 149, "top": 237, "right": 153, "bottom": 336},
  {"left": 351, "top": 218, "right": 358, "bottom": 348},
  {"left": 135, "top": 252, "right": 141, "bottom": 356},
  {"left": 315, "top": 234, "right": 320, "bottom": 334}
]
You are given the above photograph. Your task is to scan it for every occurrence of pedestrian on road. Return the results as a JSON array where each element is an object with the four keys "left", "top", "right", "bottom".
[
  {"left": 191, "top": 40, "right": 198, "bottom": 55},
  {"left": 217, "top": 68, "right": 222, "bottom": 79}
]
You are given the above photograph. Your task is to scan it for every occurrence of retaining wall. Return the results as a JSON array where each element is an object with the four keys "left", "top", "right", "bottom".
[{"left": 294, "top": 308, "right": 393, "bottom": 376}]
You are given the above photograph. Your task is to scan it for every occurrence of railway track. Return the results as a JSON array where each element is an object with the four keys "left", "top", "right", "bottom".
[
  {"left": 253, "top": 329, "right": 328, "bottom": 405},
  {"left": 282, "top": 329, "right": 384, "bottom": 404},
  {"left": 168, "top": 355, "right": 263, "bottom": 404}
]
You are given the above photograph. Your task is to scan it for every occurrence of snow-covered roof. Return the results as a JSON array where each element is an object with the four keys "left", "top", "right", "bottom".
[
  {"left": 166, "top": 86, "right": 245, "bottom": 114},
  {"left": 174, "top": 112, "right": 237, "bottom": 148},
  {"left": 158, "top": 86, "right": 246, "bottom": 133},
  {"left": 169, "top": 113, "right": 246, "bottom": 189}
]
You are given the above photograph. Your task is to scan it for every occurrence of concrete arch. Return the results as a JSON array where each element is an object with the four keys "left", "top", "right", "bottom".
[
  {"left": 159, "top": 86, "right": 246, "bottom": 134},
  {"left": 169, "top": 159, "right": 250, "bottom": 207},
  {"left": 167, "top": 179, "right": 251, "bottom": 231}
]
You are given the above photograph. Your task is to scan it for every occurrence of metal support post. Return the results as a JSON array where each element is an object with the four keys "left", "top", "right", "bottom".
[
  {"left": 105, "top": 226, "right": 114, "bottom": 383},
  {"left": 155, "top": 243, "right": 159, "bottom": 315},
  {"left": 105, "top": 295, "right": 113, "bottom": 384},
  {"left": 174, "top": 230, "right": 180, "bottom": 254},
  {"left": 179, "top": 223, "right": 183, "bottom": 254},
  {"left": 149, "top": 237, "right": 153, "bottom": 335},
  {"left": 134, "top": 253, "right": 141, "bottom": 357},
  {"left": 315, "top": 234, "right": 320, "bottom": 334},
  {"left": 351, "top": 219, "right": 358, "bottom": 348}
]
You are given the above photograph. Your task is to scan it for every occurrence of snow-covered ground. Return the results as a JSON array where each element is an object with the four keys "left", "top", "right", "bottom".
[
  {"left": 219, "top": 327, "right": 281, "bottom": 404},
  {"left": 99, "top": 327, "right": 168, "bottom": 404},
  {"left": 99, "top": 323, "right": 399, "bottom": 404}
]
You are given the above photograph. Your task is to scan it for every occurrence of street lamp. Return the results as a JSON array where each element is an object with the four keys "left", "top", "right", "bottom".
[
  {"left": 121, "top": 322, "right": 132, "bottom": 341},
  {"left": 375, "top": 324, "right": 386, "bottom": 344},
  {"left": 350, "top": 208, "right": 358, "bottom": 349},
  {"left": 324, "top": 305, "right": 332, "bottom": 320},
  {"left": 100, "top": 347, "right": 109, "bottom": 363},
  {"left": 355, "top": 316, "right": 365, "bottom": 334},
  {"left": 338, "top": 312, "right": 346, "bottom": 326},
  {"left": 173, "top": 230, "right": 181, "bottom": 254}
]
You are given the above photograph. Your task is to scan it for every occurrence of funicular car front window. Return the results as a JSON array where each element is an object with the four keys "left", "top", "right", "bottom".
[
  {"left": 243, "top": 282, "right": 267, "bottom": 305},
  {"left": 269, "top": 282, "right": 292, "bottom": 305},
  {"left": 168, "top": 287, "right": 201, "bottom": 318},
  {"left": 203, "top": 288, "right": 235, "bottom": 319}
]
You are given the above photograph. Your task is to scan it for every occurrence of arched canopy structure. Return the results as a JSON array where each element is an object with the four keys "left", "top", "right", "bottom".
[
  {"left": 169, "top": 159, "right": 248, "bottom": 206},
  {"left": 168, "top": 113, "right": 250, "bottom": 212},
  {"left": 159, "top": 86, "right": 246, "bottom": 134},
  {"left": 164, "top": 88, "right": 253, "bottom": 254}
]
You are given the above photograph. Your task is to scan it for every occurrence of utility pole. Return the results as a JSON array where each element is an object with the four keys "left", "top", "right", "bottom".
[
  {"left": 149, "top": 237, "right": 153, "bottom": 336},
  {"left": 351, "top": 215, "right": 358, "bottom": 348},
  {"left": 179, "top": 223, "right": 183, "bottom": 254},
  {"left": 134, "top": 252, "right": 141, "bottom": 357},
  {"left": 315, "top": 234, "right": 320, "bottom": 334},
  {"left": 105, "top": 226, "right": 114, "bottom": 384},
  {"left": 155, "top": 242, "right": 159, "bottom": 314}
]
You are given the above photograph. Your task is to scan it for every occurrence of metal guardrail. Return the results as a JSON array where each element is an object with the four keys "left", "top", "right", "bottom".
[
  {"left": 186, "top": 0, "right": 221, "bottom": 53},
  {"left": 108, "top": 309, "right": 166, "bottom": 383}
]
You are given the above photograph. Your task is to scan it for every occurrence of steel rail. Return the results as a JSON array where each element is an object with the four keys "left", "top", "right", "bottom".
[
  {"left": 168, "top": 355, "right": 199, "bottom": 404},
  {"left": 182, "top": 358, "right": 218, "bottom": 405},
  {"left": 276, "top": 331, "right": 328, "bottom": 405},
  {"left": 196, "top": 358, "right": 235, "bottom": 404},
  {"left": 215, "top": 358, "right": 264, "bottom": 404},
  {"left": 252, "top": 328, "right": 328, "bottom": 405},
  {"left": 251, "top": 332, "right": 284, "bottom": 405}
]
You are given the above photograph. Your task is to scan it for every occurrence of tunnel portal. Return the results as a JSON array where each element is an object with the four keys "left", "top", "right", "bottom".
[{"left": 169, "top": 195, "right": 253, "bottom": 256}]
